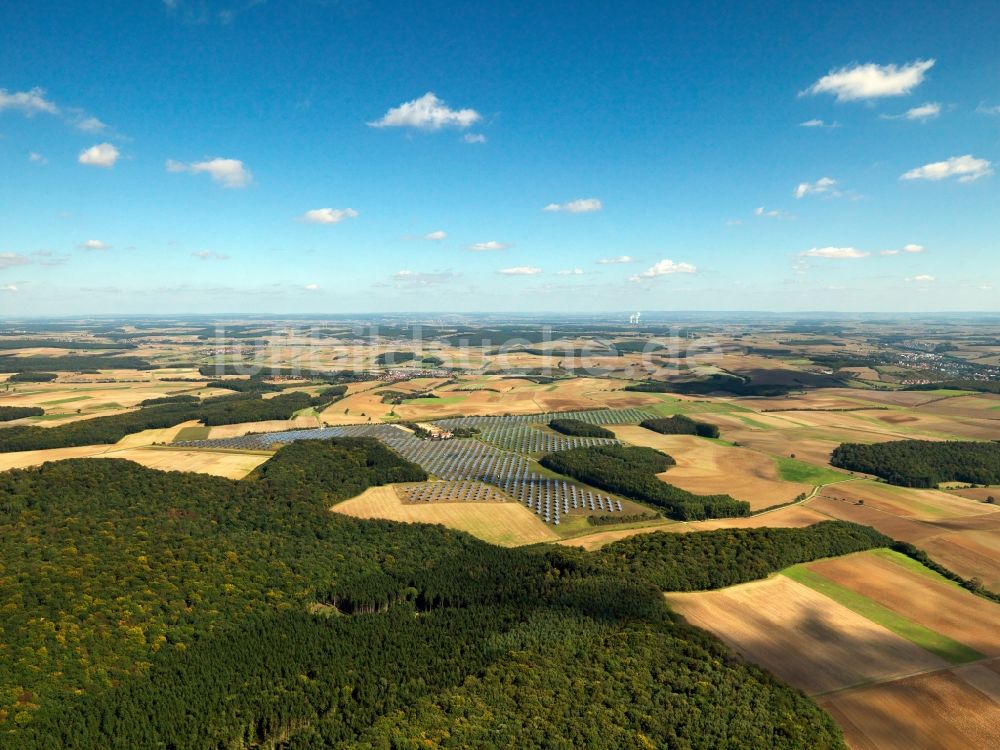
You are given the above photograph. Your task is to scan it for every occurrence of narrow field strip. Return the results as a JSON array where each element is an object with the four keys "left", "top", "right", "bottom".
[
  {"left": 783, "top": 564, "right": 984, "bottom": 664},
  {"left": 868, "top": 547, "right": 971, "bottom": 589}
]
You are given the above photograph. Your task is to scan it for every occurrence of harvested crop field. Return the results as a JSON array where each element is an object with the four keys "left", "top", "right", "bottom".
[
  {"left": 205, "top": 415, "right": 321, "bottom": 439},
  {"left": 116, "top": 420, "right": 202, "bottom": 447},
  {"left": 805, "top": 550, "right": 1000, "bottom": 657},
  {"left": 558, "top": 503, "right": 829, "bottom": 550},
  {"left": 666, "top": 576, "right": 947, "bottom": 695},
  {"left": 94, "top": 447, "right": 272, "bottom": 479},
  {"left": 820, "top": 481, "right": 996, "bottom": 521},
  {"left": 611, "top": 426, "right": 812, "bottom": 509},
  {"left": 922, "top": 530, "right": 1000, "bottom": 592},
  {"left": 806, "top": 481, "right": 1000, "bottom": 589},
  {"left": 0, "top": 444, "right": 115, "bottom": 472},
  {"left": 819, "top": 662, "right": 1000, "bottom": 750},
  {"left": 331, "top": 485, "right": 560, "bottom": 547}
]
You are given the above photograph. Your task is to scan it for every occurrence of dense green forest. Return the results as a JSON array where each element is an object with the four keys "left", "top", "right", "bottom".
[
  {"left": 138, "top": 394, "right": 200, "bottom": 407},
  {"left": 641, "top": 414, "right": 720, "bottom": 438},
  {"left": 0, "top": 391, "right": 328, "bottom": 452},
  {"left": 0, "top": 441, "right": 880, "bottom": 748},
  {"left": 0, "top": 355, "right": 153, "bottom": 371},
  {"left": 205, "top": 376, "right": 281, "bottom": 393},
  {"left": 373, "top": 351, "right": 416, "bottom": 365},
  {"left": 548, "top": 417, "right": 615, "bottom": 438},
  {"left": 0, "top": 406, "right": 45, "bottom": 421},
  {"left": 252, "top": 438, "right": 427, "bottom": 502},
  {"left": 610, "top": 340, "right": 664, "bottom": 353},
  {"left": 197, "top": 364, "right": 370, "bottom": 382},
  {"left": 541, "top": 445, "right": 750, "bottom": 520},
  {"left": 831, "top": 439, "right": 1000, "bottom": 487},
  {"left": 7, "top": 372, "right": 58, "bottom": 383},
  {"left": 0, "top": 339, "right": 135, "bottom": 350},
  {"left": 625, "top": 375, "right": 794, "bottom": 397},
  {"left": 597, "top": 522, "right": 890, "bottom": 590}
]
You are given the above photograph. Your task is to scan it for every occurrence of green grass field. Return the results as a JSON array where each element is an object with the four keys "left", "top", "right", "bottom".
[
  {"left": 174, "top": 425, "right": 211, "bottom": 441},
  {"left": 774, "top": 456, "right": 848, "bottom": 485},
  {"left": 783, "top": 564, "right": 984, "bottom": 664},
  {"left": 409, "top": 395, "right": 468, "bottom": 405},
  {"left": 40, "top": 395, "right": 93, "bottom": 405}
]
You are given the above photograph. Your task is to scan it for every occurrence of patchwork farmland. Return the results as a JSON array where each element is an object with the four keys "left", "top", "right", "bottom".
[
  {"left": 667, "top": 548, "right": 1000, "bottom": 749},
  {"left": 174, "top": 408, "right": 653, "bottom": 525}
]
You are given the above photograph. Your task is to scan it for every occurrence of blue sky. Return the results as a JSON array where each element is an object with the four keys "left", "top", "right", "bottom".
[{"left": 1, "top": 0, "right": 998, "bottom": 315}]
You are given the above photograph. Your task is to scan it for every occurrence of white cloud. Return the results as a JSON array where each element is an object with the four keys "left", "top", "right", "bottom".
[
  {"left": 629, "top": 259, "right": 696, "bottom": 281},
  {"left": 81, "top": 239, "right": 111, "bottom": 251},
  {"left": 881, "top": 244, "right": 925, "bottom": 256},
  {"left": 389, "top": 270, "right": 459, "bottom": 287},
  {"left": 900, "top": 102, "right": 941, "bottom": 121},
  {"left": 543, "top": 197, "right": 603, "bottom": 213},
  {"left": 557, "top": 268, "right": 584, "bottom": 275},
  {"left": 192, "top": 250, "right": 229, "bottom": 261},
  {"left": 497, "top": 266, "right": 542, "bottom": 276},
  {"left": 463, "top": 133, "right": 486, "bottom": 143},
  {"left": 794, "top": 177, "right": 838, "bottom": 199},
  {"left": 166, "top": 157, "right": 253, "bottom": 188},
  {"left": 976, "top": 102, "right": 1000, "bottom": 115},
  {"left": 369, "top": 92, "right": 481, "bottom": 130},
  {"left": 803, "top": 59, "right": 934, "bottom": 101},
  {"left": 901, "top": 155, "right": 993, "bottom": 183},
  {"left": 0, "top": 252, "right": 31, "bottom": 268},
  {"left": 0, "top": 87, "right": 58, "bottom": 115},
  {"left": 909, "top": 274, "right": 935, "bottom": 282},
  {"left": 74, "top": 116, "right": 107, "bottom": 132},
  {"left": 300, "top": 207, "right": 359, "bottom": 224},
  {"left": 597, "top": 255, "right": 633, "bottom": 264},
  {"left": 799, "top": 118, "right": 840, "bottom": 129},
  {"left": 424, "top": 230, "right": 447, "bottom": 241},
  {"left": 754, "top": 206, "right": 787, "bottom": 218},
  {"left": 78, "top": 142, "right": 120, "bottom": 168},
  {"left": 468, "top": 240, "right": 510, "bottom": 251},
  {"left": 28, "top": 152, "right": 47, "bottom": 164},
  {"left": 0, "top": 284, "right": 17, "bottom": 293},
  {"left": 800, "top": 246, "right": 869, "bottom": 259},
  {"left": 304, "top": 283, "right": 320, "bottom": 291}
]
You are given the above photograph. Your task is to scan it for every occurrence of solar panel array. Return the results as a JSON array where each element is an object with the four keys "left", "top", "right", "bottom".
[
  {"left": 174, "top": 409, "right": 650, "bottom": 524},
  {"left": 436, "top": 408, "right": 656, "bottom": 453},
  {"left": 400, "top": 480, "right": 504, "bottom": 504}
]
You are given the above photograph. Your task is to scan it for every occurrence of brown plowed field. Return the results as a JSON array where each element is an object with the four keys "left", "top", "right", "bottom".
[
  {"left": 806, "top": 551, "right": 1000, "bottom": 656},
  {"left": 666, "top": 576, "right": 946, "bottom": 695},
  {"left": 818, "top": 661, "right": 1000, "bottom": 750}
]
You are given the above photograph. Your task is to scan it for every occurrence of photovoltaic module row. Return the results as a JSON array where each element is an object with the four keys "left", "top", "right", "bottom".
[{"left": 173, "top": 410, "right": 642, "bottom": 524}]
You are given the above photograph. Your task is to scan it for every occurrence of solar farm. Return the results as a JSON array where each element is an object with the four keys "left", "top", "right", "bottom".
[{"left": 174, "top": 408, "right": 655, "bottom": 525}]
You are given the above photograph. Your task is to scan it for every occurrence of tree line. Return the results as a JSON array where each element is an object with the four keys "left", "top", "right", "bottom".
[
  {"left": 541, "top": 444, "right": 750, "bottom": 520},
  {"left": 0, "top": 389, "right": 346, "bottom": 453},
  {"left": 8, "top": 372, "right": 58, "bottom": 383},
  {"left": 625, "top": 375, "right": 794, "bottom": 397},
  {"left": 831, "top": 439, "right": 1000, "bottom": 487},
  {"left": 0, "top": 406, "right": 44, "bottom": 422},
  {"left": 640, "top": 414, "right": 720, "bottom": 438},
  {"left": 0, "top": 354, "right": 153, "bottom": 371},
  {"left": 548, "top": 418, "right": 615, "bottom": 438}
]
